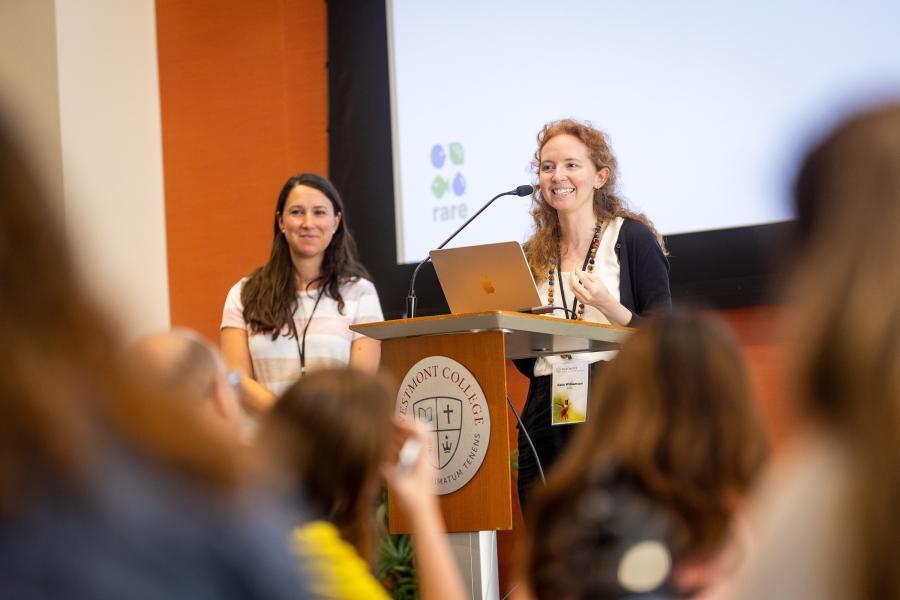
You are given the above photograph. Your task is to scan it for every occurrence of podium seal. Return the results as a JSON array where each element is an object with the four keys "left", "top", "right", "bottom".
[{"left": 396, "top": 356, "right": 491, "bottom": 495}]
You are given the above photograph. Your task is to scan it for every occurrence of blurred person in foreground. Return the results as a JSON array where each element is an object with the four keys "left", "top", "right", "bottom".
[
  {"left": 735, "top": 104, "right": 900, "bottom": 599},
  {"left": 131, "top": 328, "right": 242, "bottom": 437},
  {"left": 0, "top": 115, "right": 308, "bottom": 598},
  {"left": 517, "top": 311, "right": 766, "bottom": 599},
  {"left": 260, "top": 368, "right": 467, "bottom": 600}
]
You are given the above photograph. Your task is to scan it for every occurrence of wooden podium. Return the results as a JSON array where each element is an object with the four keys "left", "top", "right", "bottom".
[{"left": 351, "top": 310, "right": 631, "bottom": 534}]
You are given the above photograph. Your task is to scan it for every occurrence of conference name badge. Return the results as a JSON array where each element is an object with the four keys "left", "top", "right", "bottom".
[{"left": 551, "top": 358, "right": 589, "bottom": 426}]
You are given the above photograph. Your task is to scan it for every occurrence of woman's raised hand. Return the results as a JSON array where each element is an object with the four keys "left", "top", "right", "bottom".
[
  {"left": 383, "top": 419, "right": 438, "bottom": 515},
  {"left": 569, "top": 270, "right": 633, "bottom": 326},
  {"left": 569, "top": 269, "right": 613, "bottom": 310}
]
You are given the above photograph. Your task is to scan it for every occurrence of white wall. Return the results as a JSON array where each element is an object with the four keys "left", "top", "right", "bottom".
[
  {"left": 0, "top": 0, "right": 170, "bottom": 340},
  {"left": 54, "top": 0, "right": 170, "bottom": 339},
  {"left": 0, "top": 0, "right": 65, "bottom": 210}
]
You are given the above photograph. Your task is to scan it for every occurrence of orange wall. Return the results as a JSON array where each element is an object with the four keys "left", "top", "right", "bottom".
[
  {"left": 718, "top": 304, "right": 794, "bottom": 449},
  {"left": 156, "top": 0, "right": 328, "bottom": 341}
]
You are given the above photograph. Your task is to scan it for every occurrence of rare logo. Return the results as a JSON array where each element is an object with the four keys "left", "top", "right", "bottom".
[
  {"left": 430, "top": 142, "right": 465, "bottom": 200},
  {"left": 429, "top": 142, "right": 468, "bottom": 224},
  {"left": 396, "top": 356, "right": 491, "bottom": 495}
]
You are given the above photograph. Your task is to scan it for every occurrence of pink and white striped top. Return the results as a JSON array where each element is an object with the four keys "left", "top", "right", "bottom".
[{"left": 221, "top": 277, "right": 384, "bottom": 397}]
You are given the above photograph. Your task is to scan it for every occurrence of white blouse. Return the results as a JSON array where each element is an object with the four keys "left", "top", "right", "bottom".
[{"left": 533, "top": 216, "right": 623, "bottom": 377}]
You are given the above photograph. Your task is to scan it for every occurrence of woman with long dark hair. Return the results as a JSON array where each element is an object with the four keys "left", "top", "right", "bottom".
[{"left": 221, "top": 173, "right": 383, "bottom": 418}]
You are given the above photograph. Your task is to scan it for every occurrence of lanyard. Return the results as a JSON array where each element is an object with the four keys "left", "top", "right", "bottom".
[
  {"left": 288, "top": 287, "right": 325, "bottom": 376},
  {"left": 556, "top": 240, "right": 596, "bottom": 320}
]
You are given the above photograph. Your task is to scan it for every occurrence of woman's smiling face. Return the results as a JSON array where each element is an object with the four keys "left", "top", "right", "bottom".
[
  {"left": 539, "top": 134, "right": 608, "bottom": 217},
  {"left": 278, "top": 184, "right": 341, "bottom": 260}
]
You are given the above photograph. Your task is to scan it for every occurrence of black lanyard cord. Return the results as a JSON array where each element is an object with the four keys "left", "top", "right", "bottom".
[
  {"left": 288, "top": 287, "right": 325, "bottom": 376},
  {"left": 556, "top": 244, "right": 594, "bottom": 321},
  {"left": 556, "top": 222, "right": 605, "bottom": 320}
]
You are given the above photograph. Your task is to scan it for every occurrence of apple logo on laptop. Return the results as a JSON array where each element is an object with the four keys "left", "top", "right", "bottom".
[{"left": 481, "top": 276, "right": 495, "bottom": 295}]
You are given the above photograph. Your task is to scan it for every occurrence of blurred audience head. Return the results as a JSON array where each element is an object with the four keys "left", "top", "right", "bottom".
[
  {"left": 260, "top": 368, "right": 395, "bottom": 565},
  {"left": 0, "top": 114, "right": 238, "bottom": 519},
  {"left": 130, "top": 328, "right": 242, "bottom": 435},
  {"left": 524, "top": 310, "right": 766, "bottom": 599},
  {"left": 791, "top": 103, "right": 900, "bottom": 427},
  {"left": 789, "top": 103, "right": 900, "bottom": 598}
]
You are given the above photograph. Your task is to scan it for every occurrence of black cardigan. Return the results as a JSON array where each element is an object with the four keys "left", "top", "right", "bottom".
[
  {"left": 616, "top": 218, "right": 671, "bottom": 324},
  {"left": 514, "top": 219, "right": 671, "bottom": 377}
]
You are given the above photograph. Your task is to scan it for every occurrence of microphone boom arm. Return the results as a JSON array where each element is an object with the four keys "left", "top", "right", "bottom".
[{"left": 405, "top": 185, "right": 533, "bottom": 318}]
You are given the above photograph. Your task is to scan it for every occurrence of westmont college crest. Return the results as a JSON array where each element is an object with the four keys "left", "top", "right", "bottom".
[{"left": 396, "top": 356, "right": 491, "bottom": 495}]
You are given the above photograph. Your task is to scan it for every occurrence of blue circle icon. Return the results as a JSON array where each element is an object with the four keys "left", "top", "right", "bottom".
[
  {"left": 431, "top": 144, "right": 446, "bottom": 168},
  {"left": 452, "top": 172, "right": 466, "bottom": 196}
]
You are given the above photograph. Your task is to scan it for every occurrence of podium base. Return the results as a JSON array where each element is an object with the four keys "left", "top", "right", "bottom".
[{"left": 447, "top": 531, "right": 499, "bottom": 600}]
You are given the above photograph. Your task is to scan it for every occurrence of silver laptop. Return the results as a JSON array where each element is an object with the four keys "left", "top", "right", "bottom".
[{"left": 430, "top": 241, "right": 544, "bottom": 313}]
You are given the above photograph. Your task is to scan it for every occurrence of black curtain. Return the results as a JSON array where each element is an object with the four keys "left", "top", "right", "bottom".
[{"left": 327, "top": 0, "right": 448, "bottom": 318}]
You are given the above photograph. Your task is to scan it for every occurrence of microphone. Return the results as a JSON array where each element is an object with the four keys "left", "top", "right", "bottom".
[
  {"left": 512, "top": 184, "right": 534, "bottom": 197},
  {"left": 405, "top": 184, "right": 534, "bottom": 318}
]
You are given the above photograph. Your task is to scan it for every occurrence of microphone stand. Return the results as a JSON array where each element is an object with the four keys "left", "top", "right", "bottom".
[{"left": 405, "top": 186, "right": 531, "bottom": 318}]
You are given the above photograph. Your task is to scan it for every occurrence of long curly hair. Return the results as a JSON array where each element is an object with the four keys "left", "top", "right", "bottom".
[
  {"left": 523, "top": 119, "right": 667, "bottom": 279},
  {"left": 240, "top": 173, "right": 370, "bottom": 340}
]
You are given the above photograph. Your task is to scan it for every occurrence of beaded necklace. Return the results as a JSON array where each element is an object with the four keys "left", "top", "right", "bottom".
[{"left": 547, "top": 220, "right": 603, "bottom": 320}]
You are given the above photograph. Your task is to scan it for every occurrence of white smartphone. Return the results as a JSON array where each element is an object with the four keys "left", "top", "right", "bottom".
[{"left": 396, "top": 437, "right": 422, "bottom": 474}]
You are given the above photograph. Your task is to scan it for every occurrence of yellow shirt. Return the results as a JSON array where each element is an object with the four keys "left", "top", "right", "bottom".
[{"left": 292, "top": 521, "right": 390, "bottom": 600}]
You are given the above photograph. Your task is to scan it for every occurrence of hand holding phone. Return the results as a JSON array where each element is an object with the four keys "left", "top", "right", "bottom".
[{"left": 386, "top": 418, "right": 437, "bottom": 507}]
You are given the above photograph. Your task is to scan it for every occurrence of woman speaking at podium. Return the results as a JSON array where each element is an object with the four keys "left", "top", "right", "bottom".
[
  {"left": 516, "top": 119, "right": 671, "bottom": 509},
  {"left": 221, "top": 173, "right": 383, "bottom": 423}
]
